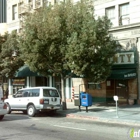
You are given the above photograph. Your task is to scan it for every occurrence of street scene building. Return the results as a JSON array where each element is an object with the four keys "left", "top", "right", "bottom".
[
  {"left": 1, "top": 0, "right": 72, "bottom": 101},
  {"left": 93, "top": 0, "right": 140, "bottom": 105},
  {"left": 0, "top": 0, "right": 140, "bottom": 105},
  {"left": 0, "top": 0, "right": 7, "bottom": 35}
]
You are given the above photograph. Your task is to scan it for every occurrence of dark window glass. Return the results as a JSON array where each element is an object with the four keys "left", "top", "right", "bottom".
[
  {"left": 23, "top": 91, "right": 28, "bottom": 97},
  {"left": 32, "top": 89, "right": 40, "bottom": 97},
  {"left": 28, "top": 89, "right": 33, "bottom": 97},
  {"left": 15, "top": 91, "right": 23, "bottom": 97},
  {"left": 43, "top": 89, "right": 59, "bottom": 97}
]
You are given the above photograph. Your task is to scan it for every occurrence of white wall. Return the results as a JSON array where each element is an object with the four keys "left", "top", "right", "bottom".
[
  {"left": 94, "top": 0, "right": 140, "bottom": 27},
  {"left": 0, "top": 23, "right": 7, "bottom": 35}
]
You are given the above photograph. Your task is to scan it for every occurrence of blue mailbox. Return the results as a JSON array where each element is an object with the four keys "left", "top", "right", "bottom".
[{"left": 80, "top": 92, "right": 92, "bottom": 107}]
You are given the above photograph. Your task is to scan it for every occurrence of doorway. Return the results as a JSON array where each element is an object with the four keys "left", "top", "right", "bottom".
[
  {"left": 115, "top": 80, "right": 128, "bottom": 99},
  {"left": 36, "top": 77, "right": 48, "bottom": 86}
]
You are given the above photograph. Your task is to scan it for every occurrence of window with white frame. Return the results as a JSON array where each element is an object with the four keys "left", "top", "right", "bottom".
[
  {"left": 119, "top": 3, "right": 129, "bottom": 25},
  {"left": 105, "top": 7, "right": 115, "bottom": 27},
  {"left": 12, "top": 4, "right": 18, "bottom": 20}
]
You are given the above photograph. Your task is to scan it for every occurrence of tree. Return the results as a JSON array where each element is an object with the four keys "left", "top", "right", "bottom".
[
  {"left": 0, "top": 31, "right": 24, "bottom": 78},
  {"left": 66, "top": 13, "right": 119, "bottom": 82},
  {"left": 19, "top": 0, "right": 119, "bottom": 110}
]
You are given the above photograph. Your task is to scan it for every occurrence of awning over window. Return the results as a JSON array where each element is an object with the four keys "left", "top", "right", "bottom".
[
  {"left": 108, "top": 69, "right": 137, "bottom": 79},
  {"left": 15, "top": 65, "right": 40, "bottom": 77}
]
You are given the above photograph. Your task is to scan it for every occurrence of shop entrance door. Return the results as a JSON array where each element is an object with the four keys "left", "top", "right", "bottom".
[{"left": 115, "top": 80, "right": 128, "bottom": 99}]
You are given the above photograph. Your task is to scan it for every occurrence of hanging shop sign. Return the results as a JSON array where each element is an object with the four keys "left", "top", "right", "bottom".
[
  {"left": 108, "top": 69, "right": 137, "bottom": 79},
  {"left": 12, "top": 78, "right": 25, "bottom": 86}
]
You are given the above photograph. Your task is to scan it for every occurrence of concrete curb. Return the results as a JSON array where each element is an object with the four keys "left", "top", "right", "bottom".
[
  {"left": 66, "top": 113, "right": 140, "bottom": 126},
  {"left": 66, "top": 114, "right": 99, "bottom": 120}
]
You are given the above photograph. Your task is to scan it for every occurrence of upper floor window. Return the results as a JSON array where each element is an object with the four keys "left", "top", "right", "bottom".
[
  {"left": 105, "top": 7, "right": 115, "bottom": 27},
  {"left": 119, "top": 3, "right": 129, "bottom": 25},
  {"left": 12, "top": 4, "right": 18, "bottom": 20}
]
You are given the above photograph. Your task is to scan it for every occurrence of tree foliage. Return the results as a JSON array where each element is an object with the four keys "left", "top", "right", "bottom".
[
  {"left": 0, "top": 31, "right": 24, "bottom": 78},
  {"left": 19, "top": 3, "right": 69, "bottom": 77},
  {"left": 66, "top": 15, "right": 118, "bottom": 82},
  {"left": 19, "top": 0, "right": 119, "bottom": 109},
  {"left": 20, "top": 0, "right": 119, "bottom": 82}
]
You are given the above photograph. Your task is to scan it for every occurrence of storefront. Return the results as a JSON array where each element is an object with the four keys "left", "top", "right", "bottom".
[
  {"left": 7, "top": 65, "right": 72, "bottom": 100},
  {"left": 106, "top": 51, "right": 138, "bottom": 104},
  {"left": 72, "top": 50, "right": 138, "bottom": 105},
  {"left": 12, "top": 78, "right": 26, "bottom": 93}
]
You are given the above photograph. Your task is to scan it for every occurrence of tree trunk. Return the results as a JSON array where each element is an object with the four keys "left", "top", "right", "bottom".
[{"left": 61, "top": 74, "right": 67, "bottom": 110}]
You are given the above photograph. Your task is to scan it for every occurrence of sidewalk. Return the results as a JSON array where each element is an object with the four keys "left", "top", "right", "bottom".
[{"left": 58, "top": 102, "right": 140, "bottom": 126}]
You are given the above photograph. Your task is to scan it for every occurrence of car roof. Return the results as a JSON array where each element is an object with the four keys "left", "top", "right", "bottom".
[{"left": 18, "top": 86, "right": 57, "bottom": 91}]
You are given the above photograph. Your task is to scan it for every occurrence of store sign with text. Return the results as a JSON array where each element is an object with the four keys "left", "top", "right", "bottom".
[
  {"left": 108, "top": 52, "right": 135, "bottom": 65},
  {"left": 12, "top": 78, "right": 25, "bottom": 86}
]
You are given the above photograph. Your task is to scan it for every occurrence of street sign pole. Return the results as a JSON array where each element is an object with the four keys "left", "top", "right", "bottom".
[
  {"left": 113, "top": 96, "right": 119, "bottom": 118},
  {"left": 115, "top": 100, "right": 119, "bottom": 118}
]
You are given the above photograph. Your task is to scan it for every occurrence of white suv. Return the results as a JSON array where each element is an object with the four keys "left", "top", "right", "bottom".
[
  {"left": 0, "top": 87, "right": 7, "bottom": 120},
  {"left": 5, "top": 87, "right": 61, "bottom": 117}
]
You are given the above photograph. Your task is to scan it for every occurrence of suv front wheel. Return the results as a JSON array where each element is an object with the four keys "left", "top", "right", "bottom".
[
  {"left": 7, "top": 103, "right": 11, "bottom": 114},
  {"left": 27, "top": 104, "right": 36, "bottom": 117}
]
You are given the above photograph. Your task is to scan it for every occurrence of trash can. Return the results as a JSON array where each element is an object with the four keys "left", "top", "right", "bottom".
[
  {"left": 74, "top": 94, "right": 81, "bottom": 106},
  {"left": 80, "top": 92, "right": 92, "bottom": 107}
]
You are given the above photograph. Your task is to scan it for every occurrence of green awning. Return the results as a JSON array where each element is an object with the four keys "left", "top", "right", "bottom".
[
  {"left": 15, "top": 65, "right": 41, "bottom": 77},
  {"left": 108, "top": 69, "right": 137, "bottom": 79}
]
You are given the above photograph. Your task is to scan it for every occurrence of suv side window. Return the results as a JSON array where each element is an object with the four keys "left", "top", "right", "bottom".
[
  {"left": 15, "top": 91, "right": 23, "bottom": 98},
  {"left": 32, "top": 89, "right": 40, "bottom": 97},
  {"left": 22, "top": 90, "right": 30, "bottom": 97},
  {"left": 49, "top": 90, "right": 59, "bottom": 97},
  {"left": 26, "top": 89, "right": 33, "bottom": 97},
  {"left": 43, "top": 89, "right": 50, "bottom": 97},
  {"left": 43, "top": 89, "right": 59, "bottom": 97}
]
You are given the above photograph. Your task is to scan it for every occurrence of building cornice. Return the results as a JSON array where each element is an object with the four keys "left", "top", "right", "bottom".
[{"left": 109, "top": 23, "right": 140, "bottom": 33}]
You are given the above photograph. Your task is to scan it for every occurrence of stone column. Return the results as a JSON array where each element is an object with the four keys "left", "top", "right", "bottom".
[
  {"left": 49, "top": 76, "right": 52, "bottom": 87},
  {"left": 8, "top": 79, "right": 13, "bottom": 97},
  {"left": 26, "top": 77, "right": 30, "bottom": 88},
  {"left": 65, "top": 78, "right": 71, "bottom": 101}
]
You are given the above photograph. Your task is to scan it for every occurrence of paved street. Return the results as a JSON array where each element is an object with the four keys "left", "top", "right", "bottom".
[
  {"left": 0, "top": 112, "right": 139, "bottom": 140},
  {"left": 1, "top": 101, "right": 140, "bottom": 140}
]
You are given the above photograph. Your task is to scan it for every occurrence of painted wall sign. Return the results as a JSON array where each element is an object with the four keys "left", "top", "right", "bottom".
[{"left": 108, "top": 52, "right": 134, "bottom": 65}]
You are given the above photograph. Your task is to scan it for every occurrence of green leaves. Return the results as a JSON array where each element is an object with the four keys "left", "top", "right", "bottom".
[
  {"left": 18, "top": 0, "right": 118, "bottom": 82},
  {"left": 0, "top": 31, "right": 24, "bottom": 78}
]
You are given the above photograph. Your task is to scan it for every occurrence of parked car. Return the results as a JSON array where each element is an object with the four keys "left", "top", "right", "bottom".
[
  {"left": 0, "top": 86, "right": 7, "bottom": 120},
  {"left": 4, "top": 86, "right": 61, "bottom": 117}
]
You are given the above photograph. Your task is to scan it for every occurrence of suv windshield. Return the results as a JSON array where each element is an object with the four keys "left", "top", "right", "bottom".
[{"left": 43, "top": 89, "right": 59, "bottom": 97}]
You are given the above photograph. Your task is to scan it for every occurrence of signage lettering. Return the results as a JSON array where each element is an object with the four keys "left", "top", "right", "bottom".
[
  {"left": 109, "top": 52, "right": 134, "bottom": 65},
  {"left": 124, "top": 73, "right": 136, "bottom": 78},
  {"left": 12, "top": 79, "right": 25, "bottom": 85},
  {"left": 127, "top": 54, "right": 132, "bottom": 62}
]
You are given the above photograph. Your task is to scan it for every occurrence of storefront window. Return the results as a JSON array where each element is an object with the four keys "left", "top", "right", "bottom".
[
  {"left": 12, "top": 78, "right": 25, "bottom": 93},
  {"left": 88, "top": 83, "right": 101, "bottom": 90}
]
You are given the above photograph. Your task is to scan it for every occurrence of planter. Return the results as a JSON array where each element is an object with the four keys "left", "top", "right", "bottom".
[{"left": 128, "top": 99, "right": 134, "bottom": 105}]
